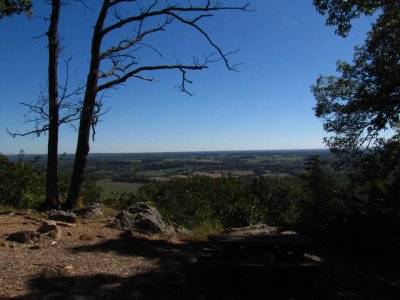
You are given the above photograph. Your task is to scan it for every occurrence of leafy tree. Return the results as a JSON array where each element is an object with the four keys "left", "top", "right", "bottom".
[
  {"left": 0, "top": 0, "right": 32, "bottom": 19},
  {"left": 312, "top": 1, "right": 400, "bottom": 157},
  {"left": 299, "top": 156, "right": 345, "bottom": 234},
  {"left": 248, "top": 176, "right": 303, "bottom": 226},
  {"left": 65, "top": 1, "right": 249, "bottom": 209},
  {"left": 312, "top": 1, "right": 400, "bottom": 248},
  {"left": 314, "top": 0, "right": 381, "bottom": 37}
]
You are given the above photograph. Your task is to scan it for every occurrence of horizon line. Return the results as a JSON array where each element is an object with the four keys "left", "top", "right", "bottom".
[{"left": 5, "top": 148, "right": 329, "bottom": 156}]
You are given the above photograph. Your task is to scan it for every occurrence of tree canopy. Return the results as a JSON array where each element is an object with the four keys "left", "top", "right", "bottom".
[
  {"left": 312, "top": 0, "right": 400, "bottom": 156},
  {"left": 0, "top": 0, "right": 32, "bottom": 20}
]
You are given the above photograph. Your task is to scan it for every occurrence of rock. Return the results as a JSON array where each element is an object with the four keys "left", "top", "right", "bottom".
[
  {"left": 116, "top": 202, "right": 191, "bottom": 235},
  {"left": 116, "top": 202, "right": 167, "bottom": 234},
  {"left": 48, "top": 210, "right": 77, "bottom": 223},
  {"left": 47, "top": 228, "right": 63, "bottom": 240},
  {"left": 37, "top": 220, "right": 58, "bottom": 234},
  {"left": 73, "top": 203, "right": 103, "bottom": 219},
  {"left": 170, "top": 222, "right": 192, "bottom": 236},
  {"left": 29, "top": 245, "right": 41, "bottom": 250},
  {"left": 6, "top": 231, "right": 40, "bottom": 244},
  {"left": 40, "top": 267, "right": 64, "bottom": 280}
]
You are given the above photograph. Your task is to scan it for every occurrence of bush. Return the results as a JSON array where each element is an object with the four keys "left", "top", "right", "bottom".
[
  {"left": 0, "top": 153, "right": 45, "bottom": 209},
  {"left": 135, "top": 175, "right": 303, "bottom": 230}
]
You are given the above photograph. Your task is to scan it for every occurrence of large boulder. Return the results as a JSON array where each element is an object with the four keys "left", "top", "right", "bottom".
[{"left": 116, "top": 202, "right": 168, "bottom": 234}]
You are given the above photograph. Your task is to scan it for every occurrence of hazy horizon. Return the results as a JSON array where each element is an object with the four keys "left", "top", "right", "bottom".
[{"left": 5, "top": 147, "right": 330, "bottom": 157}]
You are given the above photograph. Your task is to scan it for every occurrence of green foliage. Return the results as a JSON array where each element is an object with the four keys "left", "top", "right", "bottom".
[
  {"left": 247, "top": 176, "right": 304, "bottom": 226},
  {"left": 0, "top": 0, "right": 32, "bottom": 20},
  {"left": 299, "top": 156, "right": 347, "bottom": 235},
  {"left": 0, "top": 153, "right": 45, "bottom": 209},
  {"left": 80, "top": 179, "right": 103, "bottom": 206},
  {"left": 0, "top": 153, "right": 103, "bottom": 209},
  {"left": 191, "top": 220, "right": 224, "bottom": 240},
  {"left": 313, "top": 0, "right": 381, "bottom": 37},
  {"left": 135, "top": 175, "right": 304, "bottom": 231},
  {"left": 312, "top": 1, "right": 400, "bottom": 157}
]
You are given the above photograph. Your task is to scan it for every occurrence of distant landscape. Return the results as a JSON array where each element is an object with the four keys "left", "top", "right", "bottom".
[{"left": 9, "top": 149, "right": 334, "bottom": 199}]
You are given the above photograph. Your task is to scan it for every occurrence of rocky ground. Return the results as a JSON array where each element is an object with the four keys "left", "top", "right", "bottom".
[{"left": 0, "top": 210, "right": 400, "bottom": 299}]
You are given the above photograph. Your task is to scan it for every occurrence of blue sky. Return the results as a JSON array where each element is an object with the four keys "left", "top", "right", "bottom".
[{"left": 0, "top": 0, "right": 374, "bottom": 154}]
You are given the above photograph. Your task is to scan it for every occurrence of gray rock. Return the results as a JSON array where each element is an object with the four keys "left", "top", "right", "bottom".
[
  {"left": 6, "top": 231, "right": 40, "bottom": 243},
  {"left": 116, "top": 202, "right": 191, "bottom": 235},
  {"left": 73, "top": 203, "right": 103, "bottom": 219},
  {"left": 48, "top": 210, "right": 77, "bottom": 223},
  {"left": 116, "top": 202, "right": 167, "bottom": 234},
  {"left": 37, "top": 220, "right": 58, "bottom": 233}
]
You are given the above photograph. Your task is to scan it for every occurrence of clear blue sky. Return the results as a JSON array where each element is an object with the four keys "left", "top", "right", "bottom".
[{"left": 0, "top": 0, "right": 374, "bottom": 154}]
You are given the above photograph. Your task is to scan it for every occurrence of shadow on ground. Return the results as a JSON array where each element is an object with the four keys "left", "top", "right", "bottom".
[{"left": 15, "top": 231, "right": 400, "bottom": 300}]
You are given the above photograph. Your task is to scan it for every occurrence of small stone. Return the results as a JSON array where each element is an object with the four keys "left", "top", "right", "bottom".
[
  {"left": 40, "top": 267, "right": 62, "bottom": 280},
  {"left": 37, "top": 220, "right": 58, "bottom": 234},
  {"left": 29, "top": 245, "right": 41, "bottom": 250},
  {"left": 66, "top": 232, "right": 72, "bottom": 237},
  {"left": 47, "top": 228, "right": 63, "bottom": 240},
  {"left": 51, "top": 241, "right": 57, "bottom": 246},
  {"left": 64, "top": 265, "right": 74, "bottom": 271},
  {"left": 74, "top": 203, "right": 103, "bottom": 219}
]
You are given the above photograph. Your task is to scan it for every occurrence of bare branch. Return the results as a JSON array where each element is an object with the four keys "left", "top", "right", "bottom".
[
  {"left": 97, "top": 64, "right": 207, "bottom": 92},
  {"left": 101, "top": 3, "right": 250, "bottom": 36},
  {"left": 100, "top": 18, "right": 170, "bottom": 59},
  {"left": 166, "top": 11, "right": 236, "bottom": 71}
]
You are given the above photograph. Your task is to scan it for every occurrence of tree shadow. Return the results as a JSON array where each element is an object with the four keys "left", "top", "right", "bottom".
[
  {"left": 71, "top": 231, "right": 206, "bottom": 264},
  {"left": 15, "top": 231, "right": 400, "bottom": 299}
]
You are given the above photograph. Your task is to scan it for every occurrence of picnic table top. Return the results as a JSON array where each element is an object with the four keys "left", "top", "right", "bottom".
[{"left": 208, "top": 232, "right": 316, "bottom": 247}]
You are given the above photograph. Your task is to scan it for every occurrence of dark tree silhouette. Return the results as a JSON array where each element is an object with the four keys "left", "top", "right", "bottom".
[{"left": 0, "top": 0, "right": 32, "bottom": 19}]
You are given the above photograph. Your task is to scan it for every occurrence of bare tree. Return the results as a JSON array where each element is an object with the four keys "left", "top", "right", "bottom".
[
  {"left": 8, "top": 0, "right": 83, "bottom": 209},
  {"left": 64, "top": 0, "right": 249, "bottom": 209},
  {"left": 45, "top": 0, "right": 62, "bottom": 209}
]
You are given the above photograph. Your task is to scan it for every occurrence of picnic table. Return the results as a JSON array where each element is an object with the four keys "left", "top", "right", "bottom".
[{"left": 205, "top": 232, "right": 325, "bottom": 274}]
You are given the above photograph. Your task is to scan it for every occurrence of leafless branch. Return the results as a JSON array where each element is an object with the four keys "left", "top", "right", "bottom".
[
  {"left": 8, "top": 55, "right": 85, "bottom": 138},
  {"left": 97, "top": 63, "right": 207, "bottom": 91},
  {"left": 101, "top": 2, "right": 250, "bottom": 36}
]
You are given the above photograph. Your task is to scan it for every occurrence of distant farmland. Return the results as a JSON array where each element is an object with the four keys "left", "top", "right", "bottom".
[{"left": 97, "top": 179, "right": 144, "bottom": 198}]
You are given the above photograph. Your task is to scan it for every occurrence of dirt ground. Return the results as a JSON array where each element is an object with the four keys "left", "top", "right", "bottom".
[{"left": 1, "top": 212, "right": 400, "bottom": 299}]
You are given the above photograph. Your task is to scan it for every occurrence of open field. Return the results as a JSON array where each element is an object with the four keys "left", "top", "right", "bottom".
[{"left": 97, "top": 179, "right": 144, "bottom": 198}]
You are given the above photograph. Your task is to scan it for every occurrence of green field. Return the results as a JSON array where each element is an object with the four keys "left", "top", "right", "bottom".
[{"left": 97, "top": 179, "right": 144, "bottom": 199}]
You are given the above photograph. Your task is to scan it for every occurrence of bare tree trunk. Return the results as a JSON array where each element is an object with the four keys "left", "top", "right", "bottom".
[
  {"left": 64, "top": 1, "right": 109, "bottom": 210},
  {"left": 43, "top": 0, "right": 60, "bottom": 210}
]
